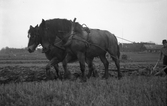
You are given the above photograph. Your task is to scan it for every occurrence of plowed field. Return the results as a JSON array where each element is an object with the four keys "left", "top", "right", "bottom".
[{"left": 0, "top": 52, "right": 166, "bottom": 106}]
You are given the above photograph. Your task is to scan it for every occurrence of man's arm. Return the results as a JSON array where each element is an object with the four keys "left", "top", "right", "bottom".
[{"left": 159, "top": 51, "right": 163, "bottom": 61}]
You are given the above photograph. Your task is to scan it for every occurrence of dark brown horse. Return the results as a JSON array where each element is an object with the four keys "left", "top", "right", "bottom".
[
  {"left": 27, "top": 25, "right": 97, "bottom": 79},
  {"left": 27, "top": 25, "right": 76, "bottom": 79},
  {"left": 38, "top": 18, "right": 121, "bottom": 81}
]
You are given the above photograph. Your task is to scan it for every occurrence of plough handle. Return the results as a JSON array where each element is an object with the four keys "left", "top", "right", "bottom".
[
  {"left": 153, "top": 60, "right": 159, "bottom": 70},
  {"left": 151, "top": 60, "right": 160, "bottom": 74}
]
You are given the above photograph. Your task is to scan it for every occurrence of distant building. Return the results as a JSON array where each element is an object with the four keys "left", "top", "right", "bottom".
[
  {"left": 119, "top": 43, "right": 145, "bottom": 52},
  {"left": 143, "top": 45, "right": 162, "bottom": 52},
  {"left": 119, "top": 42, "right": 162, "bottom": 52}
]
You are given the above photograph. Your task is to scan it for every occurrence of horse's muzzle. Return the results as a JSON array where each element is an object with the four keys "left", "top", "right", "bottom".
[
  {"left": 28, "top": 48, "right": 34, "bottom": 53},
  {"left": 42, "top": 47, "right": 49, "bottom": 53}
]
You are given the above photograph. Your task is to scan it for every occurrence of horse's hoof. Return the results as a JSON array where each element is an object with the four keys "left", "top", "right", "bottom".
[
  {"left": 93, "top": 72, "right": 99, "bottom": 78},
  {"left": 102, "top": 75, "right": 109, "bottom": 79},
  {"left": 45, "top": 65, "right": 51, "bottom": 71},
  {"left": 80, "top": 76, "right": 87, "bottom": 82},
  {"left": 118, "top": 73, "right": 122, "bottom": 79},
  {"left": 86, "top": 73, "right": 91, "bottom": 79},
  {"left": 80, "top": 79, "right": 87, "bottom": 82},
  {"left": 64, "top": 74, "right": 70, "bottom": 79},
  {"left": 54, "top": 75, "right": 59, "bottom": 80},
  {"left": 64, "top": 71, "right": 72, "bottom": 79},
  {"left": 118, "top": 75, "right": 122, "bottom": 80},
  {"left": 46, "top": 71, "right": 51, "bottom": 78}
]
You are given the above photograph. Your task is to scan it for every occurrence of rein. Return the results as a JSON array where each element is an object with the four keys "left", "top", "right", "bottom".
[
  {"left": 67, "top": 34, "right": 119, "bottom": 60},
  {"left": 71, "top": 34, "right": 106, "bottom": 52},
  {"left": 51, "top": 40, "right": 65, "bottom": 50}
]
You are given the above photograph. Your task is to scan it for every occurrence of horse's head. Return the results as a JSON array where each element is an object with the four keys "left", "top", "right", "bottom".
[
  {"left": 27, "top": 25, "right": 40, "bottom": 53},
  {"left": 38, "top": 19, "right": 56, "bottom": 53}
]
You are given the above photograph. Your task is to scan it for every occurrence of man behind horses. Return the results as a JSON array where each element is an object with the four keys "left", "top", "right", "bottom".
[{"left": 159, "top": 39, "right": 167, "bottom": 74}]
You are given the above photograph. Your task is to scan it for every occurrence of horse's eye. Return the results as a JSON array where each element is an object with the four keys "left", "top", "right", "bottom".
[
  {"left": 30, "top": 35, "right": 35, "bottom": 39},
  {"left": 28, "top": 33, "right": 31, "bottom": 38}
]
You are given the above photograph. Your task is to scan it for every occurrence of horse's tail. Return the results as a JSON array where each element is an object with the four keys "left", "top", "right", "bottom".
[
  {"left": 117, "top": 44, "right": 120, "bottom": 59},
  {"left": 108, "top": 33, "right": 120, "bottom": 60},
  {"left": 112, "top": 34, "right": 120, "bottom": 58}
]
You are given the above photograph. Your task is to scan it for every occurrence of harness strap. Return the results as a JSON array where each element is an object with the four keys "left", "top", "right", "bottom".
[
  {"left": 64, "top": 18, "right": 76, "bottom": 47},
  {"left": 64, "top": 33, "right": 75, "bottom": 47},
  {"left": 72, "top": 35, "right": 119, "bottom": 60},
  {"left": 52, "top": 44, "right": 65, "bottom": 50},
  {"left": 49, "top": 38, "right": 66, "bottom": 51}
]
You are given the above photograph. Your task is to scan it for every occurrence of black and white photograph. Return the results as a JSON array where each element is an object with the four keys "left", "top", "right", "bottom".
[{"left": 0, "top": 0, "right": 166, "bottom": 105}]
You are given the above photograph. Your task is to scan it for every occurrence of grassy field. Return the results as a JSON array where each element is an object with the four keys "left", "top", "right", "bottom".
[
  {"left": 0, "top": 76, "right": 166, "bottom": 106},
  {"left": 0, "top": 52, "right": 166, "bottom": 106}
]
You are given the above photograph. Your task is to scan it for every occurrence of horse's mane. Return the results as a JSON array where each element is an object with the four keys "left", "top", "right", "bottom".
[
  {"left": 28, "top": 27, "right": 33, "bottom": 34},
  {"left": 41, "top": 18, "right": 83, "bottom": 35},
  {"left": 27, "top": 26, "right": 35, "bottom": 38}
]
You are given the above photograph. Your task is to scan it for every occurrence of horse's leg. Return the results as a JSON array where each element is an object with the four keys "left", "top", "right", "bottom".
[
  {"left": 77, "top": 52, "right": 86, "bottom": 82},
  {"left": 107, "top": 47, "right": 122, "bottom": 79},
  {"left": 86, "top": 57, "right": 94, "bottom": 78},
  {"left": 62, "top": 54, "right": 72, "bottom": 79},
  {"left": 46, "top": 57, "right": 60, "bottom": 79},
  {"left": 86, "top": 58, "right": 98, "bottom": 78},
  {"left": 92, "top": 63, "right": 99, "bottom": 77},
  {"left": 53, "top": 64, "right": 60, "bottom": 79},
  {"left": 45, "top": 63, "right": 51, "bottom": 79},
  {"left": 111, "top": 57, "right": 122, "bottom": 79},
  {"left": 99, "top": 54, "right": 109, "bottom": 79}
]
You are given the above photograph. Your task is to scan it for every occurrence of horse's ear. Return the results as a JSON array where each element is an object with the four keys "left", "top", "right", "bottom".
[
  {"left": 30, "top": 25, "right": 33, "bottom": 29},
  {"left": 41, "top": 19, "right": 45, "bottom": 28},
  {"left": 42, "top": 19, "right": 45, "bottom": 24},
  {"left": 35, "top": 24, "right": 38, "bottom": 28}
]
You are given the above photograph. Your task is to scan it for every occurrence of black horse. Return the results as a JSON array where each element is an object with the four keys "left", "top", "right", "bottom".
[
  {"left": 28, "top": 25, "right": 76, "bottom": 79},
  {"left": 27, "top": 25, "right": 97, "bottom": 79},
  {"left": 38, "top": 18, "right": 121, "bottom": 81}
]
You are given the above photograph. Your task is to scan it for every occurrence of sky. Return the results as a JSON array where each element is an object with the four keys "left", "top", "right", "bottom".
[{"left": 0, "top": 0, "right": 167, "bottom": 49}]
